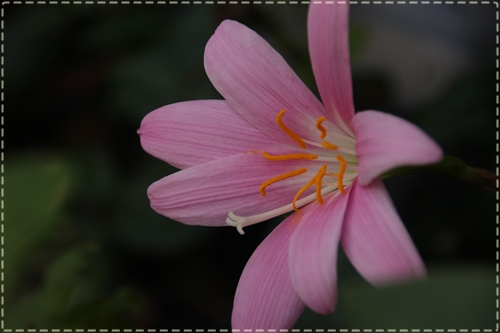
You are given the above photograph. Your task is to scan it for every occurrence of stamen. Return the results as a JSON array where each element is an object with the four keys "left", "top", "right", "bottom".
[
  {"left": 276, "top": 110, "right": 306, "bottom": 149},
  {"left": 316, "top": 116, "right": 327, "bottom": 139},
  {"left": 336, "top": 155, "right": 347, "bottom": 194},
  {"left": 259, "top": 168, "right": 308, "bottom": 197},
  {"left": 292, "top": 178, "right": 316, "bottom": 212},
  {"left": 262, "top": 151, "right": 318, "bottom": 161},
  {"left": 315, "top": 165, "right": 327, "bottom": 204},
  {"left": 321, "top": 141, "right": 338, "bottom": 150},
  {"left": 292, "top": 166, "right": 327, "bottom": 212}
]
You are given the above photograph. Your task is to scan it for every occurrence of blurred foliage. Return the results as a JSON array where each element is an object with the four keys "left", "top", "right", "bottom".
[
  {"left": 6, "top": 154, "right": 71, "bottom": 301},
  {"left": 338, "top": 265, "right": 495, "bottom": 328},
  {"left": 6, "top": 3, "right": 495, "bottom": 330},
  {"left": 6, "top": 154, "right": 148, "bottom": 328},
  {"left": 297, "top": 264, "right": 495, "bottom": 328}
]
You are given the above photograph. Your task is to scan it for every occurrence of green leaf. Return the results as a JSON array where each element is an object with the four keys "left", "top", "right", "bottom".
[
  {"left": 6, "top": 242, "right": 96, "bottom": 328},
  {"left": 7, "top": 242, "right": 147, "bottom": 329},
  {"left": 338, "top": 265, "right": 495, "bottom": 328},
  {"left": 5, "top": 154, "right": 71, "bottom": 297}
]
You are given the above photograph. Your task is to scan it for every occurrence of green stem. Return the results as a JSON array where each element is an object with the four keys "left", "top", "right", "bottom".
[{"left": 380, "top": 156, "right": 496, "bottom": 191}]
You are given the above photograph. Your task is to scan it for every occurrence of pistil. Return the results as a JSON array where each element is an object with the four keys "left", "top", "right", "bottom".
[{"left": 226, "top": 185, "right": 338, "bottom": 235}]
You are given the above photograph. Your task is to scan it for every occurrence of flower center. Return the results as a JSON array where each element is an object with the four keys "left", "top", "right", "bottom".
[{"left": 226, "top": 109, "right": 358, "bottom": 235}]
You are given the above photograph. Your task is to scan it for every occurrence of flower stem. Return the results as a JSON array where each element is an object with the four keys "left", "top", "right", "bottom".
[{"left": 380, "top": 156, "right": 496, "bottom": 191}]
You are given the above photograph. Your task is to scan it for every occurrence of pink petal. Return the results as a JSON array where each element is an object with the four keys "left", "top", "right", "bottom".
[
  {"left": 308, "top": 2, "right": 355, "bottom": 134},
  {"left": 148, "top": 153, "right": 318, "bottom": 226},
  {"left": 341, "top": 179, "right": 426, "bottom": 286},
  {"left": 288, "top": 187, "right": 352, "bottom": 314},
  {"left": 352, "top": 110, "right": 443, "bottom": 186},
  {"left": 204, "top": 20, "right": 331, "bottom": 146},
  {"left": 232, "top": 217, "right": 305, "bottom": 329},
  {"left": 139, "top": 100, "right": 285, "bottom": 169}
]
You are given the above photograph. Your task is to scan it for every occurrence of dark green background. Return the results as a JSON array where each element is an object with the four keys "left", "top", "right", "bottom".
[{"left": 6, "top": 4, "right": 496, "bottom": 329}]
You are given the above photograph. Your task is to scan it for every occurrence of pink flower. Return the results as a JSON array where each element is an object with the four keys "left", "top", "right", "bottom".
[{"left": 139, "top": 3, "right": 443, "bottom": 329}]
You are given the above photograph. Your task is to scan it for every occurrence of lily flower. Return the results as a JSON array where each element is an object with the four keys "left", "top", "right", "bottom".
[{"left": 139, "top": 3, "right": 443, "bottom": 329}]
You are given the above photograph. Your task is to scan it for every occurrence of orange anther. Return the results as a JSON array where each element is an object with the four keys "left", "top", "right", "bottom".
[
  {"left": 276, "top": 110, "right": 306, "bottom": 149},
  {"left": 259, "top": 168, "right": 307, "bottom": 197},
  {"left": 316, "top": 116, "right": 327, "bottom": 139},
  {"left": 315, "top": 165, "right": 327, "bottom": 204},
  {"left": 292, "top": 177, "right": 316, "bottom": 212},
  {"left": 262, "top": 151, "right": 318, "bottom": 161},
  {"left": 292, "top": 165, "right": 327, "bottom": 212},
  {"left": 321, "top": 141, "right": 338, "bottom": 150},
  {"left": 336, "top": 155, "right": 347, "bottom": 194}
]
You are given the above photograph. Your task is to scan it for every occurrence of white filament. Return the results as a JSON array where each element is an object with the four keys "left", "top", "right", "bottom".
[{"left": 226, "top": 185, "right": 338, "bottom": 235}]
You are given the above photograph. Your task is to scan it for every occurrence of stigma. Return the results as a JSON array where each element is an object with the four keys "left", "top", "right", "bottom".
[{"left": 226, "top": 110, "right": 358, "bottom": 235}]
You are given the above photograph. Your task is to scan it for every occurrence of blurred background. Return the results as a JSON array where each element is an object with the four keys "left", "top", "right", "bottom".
[{"left": 6, "top": 3, "right": 495, "bottom": 329}]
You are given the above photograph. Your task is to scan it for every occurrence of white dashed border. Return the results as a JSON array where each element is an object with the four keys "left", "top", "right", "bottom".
[
  {"left": 0, "top": 1, "right": 497, "bottom": 331},
  {"left": 0, "top": 329, "right": 497, "bottom": 332},
  {"left": 0, "top": 1, "right": 496, "bottom": 3}
]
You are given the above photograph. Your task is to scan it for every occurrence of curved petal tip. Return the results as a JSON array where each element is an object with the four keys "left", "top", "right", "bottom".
[{"left": 353, "top": 110, "right": 443, "bottom": 186}]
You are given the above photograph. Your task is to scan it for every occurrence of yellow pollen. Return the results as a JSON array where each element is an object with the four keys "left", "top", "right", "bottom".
[
  {"left": 315, "top": 165, "right": 327, "bottom": 204},
  {"left": 259, "top": 168, "right": 307, "bottom": 197},
  {"left": 276, "top": 110, "right": 306, "bottom": 149},
  {"left": 262, "top": 151, "right": 318, "bottom": 161},
  {"left": 316, "top": 117, "right": 327, "bottom": 139},
  {"left": 321, "top": 141, "right": 338, "bottom": 150},
  {"left": 292, "top": 166, "right": 327, "bottom": 212},
  {"left": 336, "top": 155, "right": 347, "bottom": 194}
]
